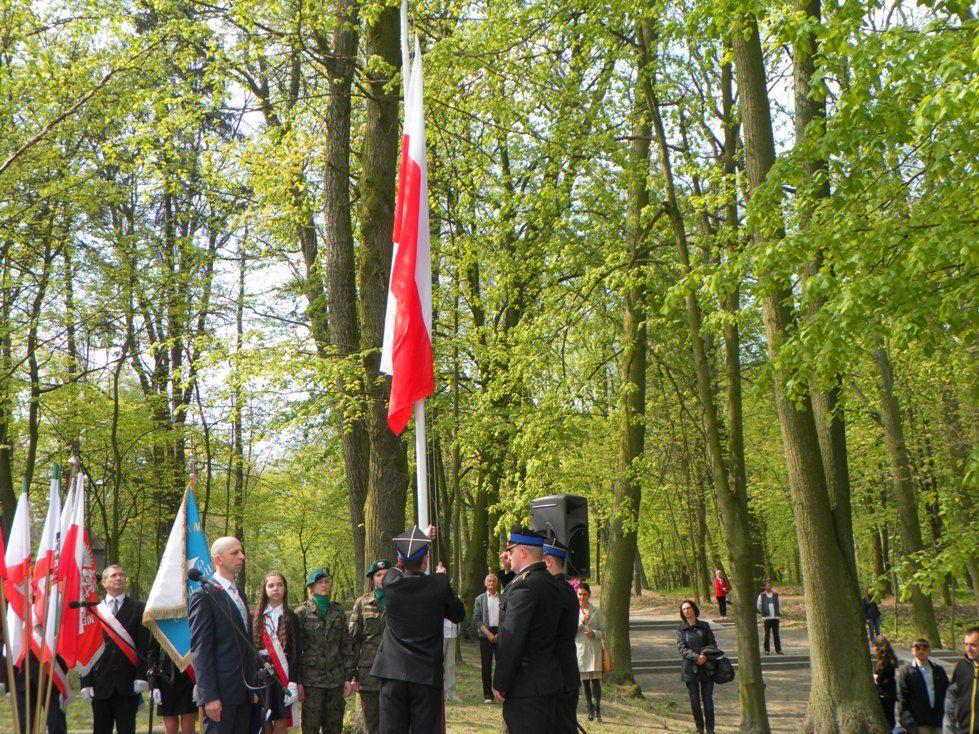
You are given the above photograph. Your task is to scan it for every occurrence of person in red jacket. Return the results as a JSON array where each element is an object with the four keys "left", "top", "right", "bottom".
[{"left": 712, "top": 570, "right": 730, "bottom": 618}]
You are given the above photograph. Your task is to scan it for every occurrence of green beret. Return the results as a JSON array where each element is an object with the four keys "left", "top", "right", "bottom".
[
  {"left": 306, "top": 567, "right": 330, "bottom": 587},
  {"left": 365, "top": 559, "right": 392, "bottom": 578}
]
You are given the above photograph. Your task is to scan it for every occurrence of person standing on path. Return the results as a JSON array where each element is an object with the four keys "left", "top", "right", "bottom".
[
  {"left": 864, "top": 588, "right": 882, "bottom": 640},
  {"left": 871, "top": 635, "right": 898, "bottom": 728},
  {"left": 253, "top": 570, "right": 302, "bottom": 734},
  {"left": 295, "top": 567, "right": 354, "bottom": 734},
  {"left": 473, "top": 573, "right": 502, "bottom": 703},
  {"left": 943, "top": 627, "right": 979, "bottom": 734},
  {"left": 755, "top": 582, "right": 782, "bottom": 655},
  {"left": 677, "top": 600, "right": 717, "bottom": 734},
  {"left": 712, "top": 570, "right": 730, "bottom": 618},
  {"left": 575, "top": 582, "right": 605, "bottom": 722},
  {"left": 543, "top": 537, "right": 582, "bottom": 733},
  {"left": 896, "top": 638, "right": 949, "bottom": 734},
  {"left": 349, "top": 560, "right": 391, "bottom": 734}
]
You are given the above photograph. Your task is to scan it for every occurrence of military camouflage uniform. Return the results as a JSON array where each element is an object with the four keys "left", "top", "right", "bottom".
[
  {"left": 349, "top": 591, "right": 386, "bottom": 734},
  {"left": 296, "top": 598, "right": 354, "bottom": 734}
]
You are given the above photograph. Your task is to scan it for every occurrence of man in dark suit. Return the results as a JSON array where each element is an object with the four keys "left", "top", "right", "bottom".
[
  {"left": 189, "top": 536, "right": 254, "bottom": 734},
  {"left": 80, "top": 564, "right": 150, "bottom": 734},
  {"left": 896, "top": 638, "right": 950, "bottom": 734},
  {"left": 370, "top": 525, "right": 466, "bottom": 734},
  {"left": 543, "top": 537, "right": 581, "bottom": 734},
  {"left": 493, "top": 527, "right": 563, "bottom": 733}
]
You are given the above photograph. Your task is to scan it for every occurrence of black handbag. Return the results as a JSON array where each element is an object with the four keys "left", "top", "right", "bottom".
[{"left": 712, "top": 654, "right": 735, "bottom": 684}]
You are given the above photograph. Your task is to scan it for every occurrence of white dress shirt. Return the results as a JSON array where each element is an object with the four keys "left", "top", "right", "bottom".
[
  {"left": 487, "top": 593, "right": 500, "bottom": 627},
  {"left": 105, "top": 593, "right": 126, "bottom": 616},
  {"left": 212, "top": 573, "right": 247, "bottom": 624}
]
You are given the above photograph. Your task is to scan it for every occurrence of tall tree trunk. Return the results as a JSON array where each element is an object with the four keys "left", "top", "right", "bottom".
[
  {"left": 232, "top": 251, "right": 247, "bottom": 587},
  {"left": 640, "top": 21, "right": 771, "bottom": 730},
  {"left": 731, "top": 14, "right": 885, "bottom": 732},
  {"left": 873, "top": 346, "right": 941, "bottom": 643},
  {"left": 315, "top": 5, "right": 370, "bottom": 585},
  {"left": 794, "top": 0, "right": 858, "bottom": 586},
  {"left": 359, "top": 3, "right": 409, "bottom": 566},
  {"left": 600, "top": 73, "right": 650, "bottom": 693}
]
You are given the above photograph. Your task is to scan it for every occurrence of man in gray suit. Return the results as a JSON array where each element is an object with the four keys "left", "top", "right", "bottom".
[{"left": 472, "top": 574, "right": 502, "bottom": 704}]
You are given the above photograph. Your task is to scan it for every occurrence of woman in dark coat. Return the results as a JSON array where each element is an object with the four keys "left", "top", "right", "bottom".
[
  {"left": 677, "top": 599, "right": 718, "bottom": 734},
  {"left": 254, "top": 570, "right": 303, "bottom": 733},
  {"left": 872, "top": 634, "right": 898, "bottom": 728}
]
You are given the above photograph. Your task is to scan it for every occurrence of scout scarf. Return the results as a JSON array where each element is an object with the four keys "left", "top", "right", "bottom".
[
  {"left": 262, "top": 619, "right": 297, "bottom": 727},
  {"left": 372, "top": 588, "right": 386, "bottom": 610},
  {"left": 312, "top": 594, "right": 331, "bottom": 617}
]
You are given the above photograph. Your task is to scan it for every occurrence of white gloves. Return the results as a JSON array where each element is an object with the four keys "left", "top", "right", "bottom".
[
  {"left": 80, "top": 687, "right": 95, "bottom": 701},
  {"left": 133, "top": 680, "right": 150, "bottom": 694},
  {"left": 284, "top": 682, "right": 299, "bottom": 706},
  {"left": 152, "top": 689, "right": 163, "bottom": 706}
]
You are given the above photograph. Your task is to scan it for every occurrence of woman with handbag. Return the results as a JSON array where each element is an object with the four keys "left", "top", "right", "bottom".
[
  {"left": 677, "top": 599, "right": 718, "bottom": 734},
  {"left": 576, "top": 582, "right": 606, "bottom": 722}
]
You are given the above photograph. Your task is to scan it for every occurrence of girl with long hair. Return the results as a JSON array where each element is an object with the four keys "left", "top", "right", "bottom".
[
  {"left": 254, "top": 570, "right": 303, "bottom": 734},
  {"left": 872, "top": 634, "right": 899, "bottom": 728}
]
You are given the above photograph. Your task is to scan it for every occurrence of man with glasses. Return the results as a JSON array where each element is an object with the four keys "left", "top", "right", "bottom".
[
  {"left": 944, "top": 627, "right": 979, "bottom": 734},
  {"left": 81, "top": 564, "right": 151, "bottom": 734},
  {"left": 896, "top": 638, "right": 949, "bottom": 733}
]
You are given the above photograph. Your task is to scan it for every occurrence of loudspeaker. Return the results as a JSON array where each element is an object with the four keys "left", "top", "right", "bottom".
[{"left": 530, "top": 494, "right": 590, "bottom": 578}]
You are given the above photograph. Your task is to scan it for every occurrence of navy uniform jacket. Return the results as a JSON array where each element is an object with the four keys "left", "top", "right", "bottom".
[
  {"left": 369, "top": 567, "right": 465, "bottom": 689},
  {"left": 553, "top": 572, "right": 581, "bottom": 694},
  {"left": 188, "top": 581, "right": 254, "bottom": 707},
  {"left": 493, "top": 562, "right": 563, "bottom": 698}
]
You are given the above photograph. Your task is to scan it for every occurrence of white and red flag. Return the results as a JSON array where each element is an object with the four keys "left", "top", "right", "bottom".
[
  {"left": 380, "top": 36, "right": 434, "bottom": 436},
  {"left": 58, "top": 475, "right": 104, "bottom": 672},
  {"left": 32, "top": 472, "right": 62, "bottom": 661},
  {"left": 3, "top": 491, "right": 32, "bottom": 666}
]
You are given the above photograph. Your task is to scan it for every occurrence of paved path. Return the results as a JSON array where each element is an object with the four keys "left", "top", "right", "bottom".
[{"left": 627, "top": 613, "right": 959, "bottom": 733}]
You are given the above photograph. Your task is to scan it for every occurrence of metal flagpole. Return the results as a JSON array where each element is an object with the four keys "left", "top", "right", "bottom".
[
  {"left": 415, "top": 400, "right": 430, "bottom": 531},
  {"left": 0, "top": 577, "right": 24, "bottom": 734}
]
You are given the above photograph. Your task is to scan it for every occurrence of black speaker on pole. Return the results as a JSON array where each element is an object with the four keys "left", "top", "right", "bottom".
[{"left": 530, "top": 494, "right": 590, "bottom": 578}]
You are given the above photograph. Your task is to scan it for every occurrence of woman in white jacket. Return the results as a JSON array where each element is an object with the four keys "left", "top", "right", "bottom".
[{"left": 575, "top": 582, "right": 605, "bottom": 722}]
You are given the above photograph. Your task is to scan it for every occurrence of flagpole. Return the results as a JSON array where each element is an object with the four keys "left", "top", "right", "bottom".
[
  {"left": 36, "top": 464, "right": 62, "bottom": 734},
  {"left": 415, "top": 400, "right": 430, "bottom": 532},
  {"left": 0, "top": 575, "right": 24, "bottom": 734}
]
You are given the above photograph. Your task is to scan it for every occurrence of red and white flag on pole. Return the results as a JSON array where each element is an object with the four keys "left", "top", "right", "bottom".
[
  {"left": 381, "top": 35, "right": 434, "bottom": 436},
  {"left": 58, "top": 475, "right": 104, "bottom": 672},
  {"left": 32, "top": 472, "right": 62, "bottom": 662},
  {"left": 3, "top": 492, "right": 32, "bottom": 666}
]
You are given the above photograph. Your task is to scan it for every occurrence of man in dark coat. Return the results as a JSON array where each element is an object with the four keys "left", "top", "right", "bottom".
[
  {"left": 369, "top": 526, "right": 466, "bottom": 734},
  {"left": 189, "top": 536, "right": 255, "bottom": 734},
  {"left": 80, "top": 564, "right": 150, "bottom": 734},
  {"left": 896, "top": 638, "right": 950, "bottom": 734},
  {"left": 492, "top": 527, "right": 563, "bottom": 733},
  {"left": 943, "top": 627, "right": 978, "bottom": 734},
  {"left": 543, "top": 537, "right": 581, "bottom": 734}
]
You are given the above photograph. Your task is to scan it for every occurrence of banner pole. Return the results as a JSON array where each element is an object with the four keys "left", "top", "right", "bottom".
[
  {"left": 415, "top": 400, "right": 430, "bottom": 533},
  {"left": 0, "top": 578, "right": 24, "bottom": 734}
]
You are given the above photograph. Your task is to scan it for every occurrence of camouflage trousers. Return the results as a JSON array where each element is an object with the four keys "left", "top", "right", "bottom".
[
  {"left": 301, "top": 686, "right": 345, "bottom": 734},
  {"left": 359, "top": 690, "right": 380, "bottom": 734}
]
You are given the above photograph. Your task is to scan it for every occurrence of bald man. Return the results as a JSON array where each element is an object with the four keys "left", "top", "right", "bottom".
[{"left": 189, "top": 537, "right": 254, "bottom": 734}]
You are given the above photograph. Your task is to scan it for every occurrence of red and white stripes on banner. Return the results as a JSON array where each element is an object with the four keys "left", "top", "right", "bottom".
[
  {"left": 94, "top": 601, "right": 138, "bottom": 666},
  {"left": 262, "top": 625, "right": 297, "bottom": 727},
  {"left": 380, "top": 33, "right": 434, "bottom": 437},
  {"left": 3, "top": 493, "right": 32, "bottom": 667},
  {"left": 32, "top": 474, "right": 62, "bottom": 662}
]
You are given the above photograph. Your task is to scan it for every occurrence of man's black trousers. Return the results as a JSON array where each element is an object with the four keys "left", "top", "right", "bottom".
[
  {"left": 503, "top": 694, "right": 556, "bottom": 734},
  {"left": 201, "top": 702, "right": 252, "bottom": 734},
  {"left": 478, "top": 627, "right": 498, "bottom": 699},
  {"left": 379, "top": 679, "right": 441, "bottom": 734},
  {"left": 546, "top": 688, "right": 580, "bottom": 734},
  {"left": 763, "top": 618, "right": 782, "bottom": 653},
  {"left": 92, "top": 695, "right": 139, "bottom": 734}
]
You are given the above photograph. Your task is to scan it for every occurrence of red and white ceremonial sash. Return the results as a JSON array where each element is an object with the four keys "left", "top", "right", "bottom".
[
  {"left": 262, "top": 624, "right": 296, "bottom": 727},
  {"left": 95, "top": 601, "right": 138, "bottom": 666}
]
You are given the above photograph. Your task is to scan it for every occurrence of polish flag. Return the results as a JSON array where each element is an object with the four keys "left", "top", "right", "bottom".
[
  {"left": 3, "top": 492, "right": 32, "bottom": 666},
  {"left": 32, "top": 472, "right": 62, "bottom": 662},
  {"left": 380, "top": 38, "right": 434, "bottom": 435},
  {"left": 58, "top": 475, "right": 104, "bottom": 672}
]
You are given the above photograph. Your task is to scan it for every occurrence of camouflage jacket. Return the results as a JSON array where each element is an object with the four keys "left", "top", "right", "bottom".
[
  {"left": 295, "top": 598, "right": 354, "bottom": 688},
  {"left": 349, "top": 592, "right": 386, "bottom": 691}
]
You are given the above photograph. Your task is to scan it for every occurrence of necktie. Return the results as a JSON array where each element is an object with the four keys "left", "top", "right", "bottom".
[
  {"left": 112, "top": 598, "right": 120, "bottom": 616},
  {"left": 228, "top": 584, "right": 247, "bottom": 625}
]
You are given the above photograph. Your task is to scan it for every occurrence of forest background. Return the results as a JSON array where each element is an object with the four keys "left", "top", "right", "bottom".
[{"left": 0, "top": 0, "right": 975, "bottom": 728}]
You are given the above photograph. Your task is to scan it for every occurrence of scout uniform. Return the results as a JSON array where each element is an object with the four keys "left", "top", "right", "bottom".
[
  {"left": 296, "top": 567, "right": 354, "bottom": 734},
  {"left": 349, "top": 560, "right": 392, "bottom": 734}
]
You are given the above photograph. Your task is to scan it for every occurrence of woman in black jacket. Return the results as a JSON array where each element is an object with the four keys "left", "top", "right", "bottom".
[
  {"left": 872, "top": 635, "right": 898, "bottom": 728},
  {"left": 677, "top": 599, "right": 718, "bottom": 734}
]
